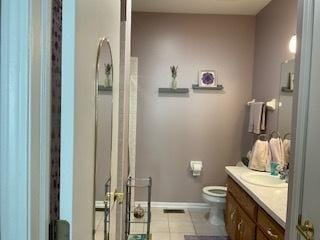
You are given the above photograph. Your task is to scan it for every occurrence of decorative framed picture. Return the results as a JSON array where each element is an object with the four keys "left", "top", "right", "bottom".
[{"left": 198, "top": 70, "right": 217, "bottom": 87}]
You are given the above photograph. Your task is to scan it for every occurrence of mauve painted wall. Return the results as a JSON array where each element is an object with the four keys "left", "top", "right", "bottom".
[
  {"left": 132, "top": 13, "right": 256, "bottom": 202},
  {"left": 252, "top": 0, "right": 297, "bottom": 132}
]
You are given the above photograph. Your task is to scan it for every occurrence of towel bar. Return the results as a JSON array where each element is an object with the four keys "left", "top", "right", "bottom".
[{"left": 247, "top": 98, "right": 282, "bottom": 111}]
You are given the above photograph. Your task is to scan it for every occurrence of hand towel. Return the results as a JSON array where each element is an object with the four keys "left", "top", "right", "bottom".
[
  {"left": 269, "top": 138, "right": 285, "bottom": 168},
  {"left": 248, "top": 102, "right": 266, "bottom": 134},
  {"left": 283, "top": 139, "right": 291, "bottom": 164},
  {"left": 249, "top": 139, "right": 271, "bottom": 171}
]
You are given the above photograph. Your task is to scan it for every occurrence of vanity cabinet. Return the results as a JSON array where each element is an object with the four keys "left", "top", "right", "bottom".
[
  {"left": 226, "top": 177, "right": 285, "bottom": 240},
  {"left": 226, "top": 194, "right": 238, "bottom": 240}
]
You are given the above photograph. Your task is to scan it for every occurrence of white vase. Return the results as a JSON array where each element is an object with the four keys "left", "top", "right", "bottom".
[{"left": 171, "top": 78, "right": 177, "bottom": 89}]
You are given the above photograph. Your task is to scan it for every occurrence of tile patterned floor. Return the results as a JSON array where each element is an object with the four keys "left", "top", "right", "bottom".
[{"left": 94, "top": 208, "right": 227, "bottom": 240}]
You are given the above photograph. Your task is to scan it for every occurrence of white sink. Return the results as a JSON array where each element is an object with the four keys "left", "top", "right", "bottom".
[{"left": 241, "top": 172, "right": 288, "bottom": 188}]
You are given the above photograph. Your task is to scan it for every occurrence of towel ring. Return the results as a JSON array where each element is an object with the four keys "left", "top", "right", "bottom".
[
  {"left": 258, "top": 134, "right": 268, "bottom": 141},
  {"left": 284, "top": 133, "right": 291, "bottom": 140},
  {"left": 269, "top": 131, "right": 281, "bottom": 140}
]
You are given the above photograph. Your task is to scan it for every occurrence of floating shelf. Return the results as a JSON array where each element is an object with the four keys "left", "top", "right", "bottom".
[
  {"left": 98, "top": 85, "right": 113, "bottom": 92},
  {"left": 158, "top": 88, "right": 189, "bottom": 94},
  {"left": 281, "top": 87, "right": 293, "bottom": 93},
  {"left": 192, "top": 84, "right": 224, "bottom": 90}
]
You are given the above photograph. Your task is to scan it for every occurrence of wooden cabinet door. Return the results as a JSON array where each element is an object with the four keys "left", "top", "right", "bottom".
[
  {"left": 226, "top": 193, "right": 239, "bottom": 240},
  {"left": 257, "top": 208, "right": 285, "bottom": 240},
  {"left": 236, "top": 206, "right": 256, "bottom": 240},
  {"left": 227, "top": 178, "right": 257, "bottom": 220},
  {"left": 257, "top": 229, "right": 269, "bottom": 240}
]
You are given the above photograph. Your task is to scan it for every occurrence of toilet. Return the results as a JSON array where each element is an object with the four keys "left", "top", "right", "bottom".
[{"left": 202, "top": 186, "right": 227, "bottom": 226}]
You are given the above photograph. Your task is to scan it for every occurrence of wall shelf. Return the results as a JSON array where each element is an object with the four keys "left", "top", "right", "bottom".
[
  {"left": 192, "top": 84, "right": 224, "bottom": 90},
  {"left": 98, "top": 85, "right": 113, "bottom": 92},
  {"left": 158, "top": 88, "right": 189, "bottom": 94},
  {"left": 281, "top": 87, "right": 293, "bottom": 93}
]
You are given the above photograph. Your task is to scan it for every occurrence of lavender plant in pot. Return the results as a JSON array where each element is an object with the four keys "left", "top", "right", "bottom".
[
  {"left": 170, "top": 65, "right": 178, "bottom": 89},
  {"left": 104, "top": 63, "right": 112, "bottom": 87}
]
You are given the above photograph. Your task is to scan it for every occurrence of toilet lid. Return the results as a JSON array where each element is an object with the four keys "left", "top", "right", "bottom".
[{"left": 202, "top": 186, "right": 227, "bottom": 197}]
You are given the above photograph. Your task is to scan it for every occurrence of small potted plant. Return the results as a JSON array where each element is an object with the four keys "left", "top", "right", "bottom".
[
  {"left": 104, "top": 63, "right": 112, "bottom": 87},
  {"left": 170, "top": 65, "right": 178, "bottom": 89}
]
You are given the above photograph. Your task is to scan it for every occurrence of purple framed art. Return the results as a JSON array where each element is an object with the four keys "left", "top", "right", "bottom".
[{"left": 199, "top": 70, "right": 217, "bottom": 88}]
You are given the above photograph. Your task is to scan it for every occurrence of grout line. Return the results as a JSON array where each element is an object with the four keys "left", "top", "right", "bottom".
[
  {"left": 190, "top": 209, "right": 198, "bottom": 235},
  {"left": 168, "top": 210, "right": 171, "bottom": 234}
]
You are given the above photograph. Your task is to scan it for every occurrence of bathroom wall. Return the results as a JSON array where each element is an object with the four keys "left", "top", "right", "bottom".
[
  {"left": 132, "top": 13, "right": 256, "bottom": 202},
  {"left": 252, "top": 0, "right": 297, "bottom": 132}
]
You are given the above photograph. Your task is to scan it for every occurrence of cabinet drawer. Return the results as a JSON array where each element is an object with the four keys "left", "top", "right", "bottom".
[
  {"left": 257, "top": 229, "right": 269, "bottom": 240},
  {"left": 227, "top": 177, "right": 258, "bottom": 220},
  {"left": 257, "top": 207, "right": 285, "bottom": 240}
]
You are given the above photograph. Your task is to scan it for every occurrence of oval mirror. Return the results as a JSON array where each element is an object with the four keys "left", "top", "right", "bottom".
[
  {"left": 93, "top": 38, "right": 113, "bottom": 240},
  {"left": 278, "top": 59, "right": 295, "bottom": 136}
]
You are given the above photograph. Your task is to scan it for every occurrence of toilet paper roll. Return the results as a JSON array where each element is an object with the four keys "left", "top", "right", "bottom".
[
  {"left": 192, "top": 164, "right": 202, "bottom": 171},
  {"left": 190, "top": 161, "right": 203, "bottom": 177},
  {"left": 193, "top": 171, "right": 201, "bottom": 176}
]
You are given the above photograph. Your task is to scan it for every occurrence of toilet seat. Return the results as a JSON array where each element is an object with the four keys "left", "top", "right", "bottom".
[{"left": 202, "top": 186, "right": 227, "bottom": 198}]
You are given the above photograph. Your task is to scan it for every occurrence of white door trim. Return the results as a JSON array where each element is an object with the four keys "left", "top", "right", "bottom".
[
  {"left": 0, "top": 0, "right": 52, "bottom": 239},
  {"left": 286, "top": 0, "right": 315, "bottom": 239},
  {"left": 59, "top": 0, "right": 76, "bottom": 227}
]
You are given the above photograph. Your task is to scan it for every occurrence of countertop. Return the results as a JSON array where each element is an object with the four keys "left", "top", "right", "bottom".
[{"left": 225, "top": 166, "right": 288, "bottom": 228}]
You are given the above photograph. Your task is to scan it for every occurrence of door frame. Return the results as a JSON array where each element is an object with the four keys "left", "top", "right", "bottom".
[
  {"left": 286, "top": 0, "right": 316, "bottom": 239},
  {"left": 0, "top": 0, "right": 52, "bottom": 239}
]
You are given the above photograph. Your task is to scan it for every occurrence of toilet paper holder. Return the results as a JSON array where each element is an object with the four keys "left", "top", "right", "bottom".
[{"left": 190, "top": 161, "right": 203, "bottom": 176}]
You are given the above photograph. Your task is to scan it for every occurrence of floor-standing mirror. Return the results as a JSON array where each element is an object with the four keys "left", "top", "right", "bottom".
[
  {"left": 278, "top": 59, "right": 295, "bottom": 136},
  {"left": 277, "top": 58, "right": 295, "bottom": 167},
  {"left": 94, "top": 38, "right": 113, "bottom": 240}
]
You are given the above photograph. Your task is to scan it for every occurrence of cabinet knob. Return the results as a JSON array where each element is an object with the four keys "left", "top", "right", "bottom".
[
  {"left": 238, "top": 220, "right": 245, "bottom": 239},
  {"left": 237, "top": 220, "right": 243, "bottom": 231},
  {"left": 231, "top": 209, "right": 236, "bottom": 224},
  {"left": 267, "top": 228, "right": 279, "bottom": 239}
]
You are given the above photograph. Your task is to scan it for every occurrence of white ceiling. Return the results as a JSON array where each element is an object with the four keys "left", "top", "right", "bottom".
[{"left": 132, "top": 0, "right": 272, "bottom": 16}]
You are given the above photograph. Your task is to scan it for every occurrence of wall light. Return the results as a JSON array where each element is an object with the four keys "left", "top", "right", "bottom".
[{"left": 289, "top": 34, "right": 297, "bottom": 54}]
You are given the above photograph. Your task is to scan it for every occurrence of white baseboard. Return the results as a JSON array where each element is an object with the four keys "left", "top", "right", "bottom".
[
  {"left": 135, "top": 201, "right": 210, "bottom": 209},
  {"left": 95, "top": 200, "right": 210, "bottom": 209},
  {"left": 95, "top": 201, "right": 105, "bottom": 209}
]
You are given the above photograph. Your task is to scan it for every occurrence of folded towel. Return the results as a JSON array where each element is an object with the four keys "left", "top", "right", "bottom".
[
  {"left": 283, "top": 139, "right": 291, "bottom": 164},
  {"left": 249, "top": 139, "right": 271, "bottom": 171},
  {"left": 269, "top": 138, "right": 285, "bottom": 168},
  {"left": 265, "top": 147, "right": 272, "bottom": 172},
  {"left": 248, "top": 102, "right": 266, "bottom": 134}
]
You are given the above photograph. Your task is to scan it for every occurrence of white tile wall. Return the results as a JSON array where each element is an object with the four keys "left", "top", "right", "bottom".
[{"left": 129, "top": 57, "right": 138, "bottom": 178}]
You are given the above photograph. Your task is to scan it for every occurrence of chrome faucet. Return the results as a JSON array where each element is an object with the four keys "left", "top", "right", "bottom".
[{"left": 279, "top": 164, "right": 289, "bottom": 183}]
